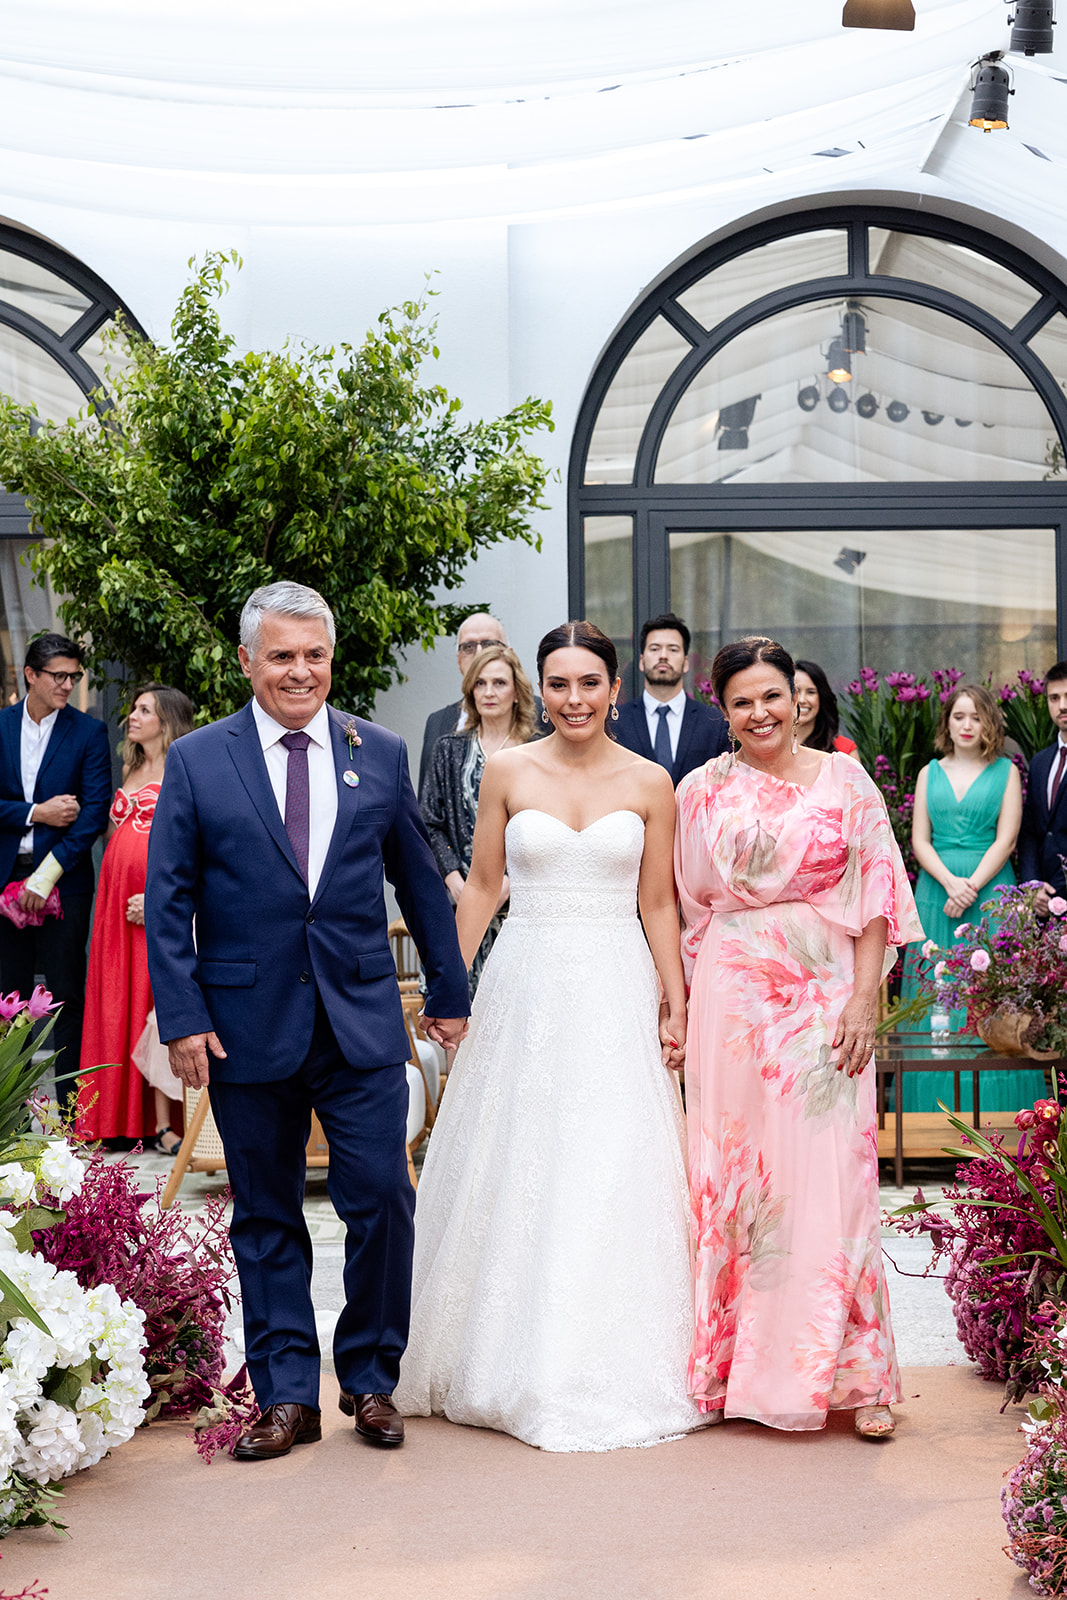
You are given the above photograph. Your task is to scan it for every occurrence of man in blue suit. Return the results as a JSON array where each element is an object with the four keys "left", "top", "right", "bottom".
[
  {"left": 613, "top": 613, "right": 729, "bottom": 785},
  {"left": 0, "top": 633, "right": 111, "bottom": 1097},
  {"left": 146, "top": 582, "right": 469, "bottom": 1460},
  {"left": 1019, "top": 660, "right": 1067, "bottom": 913}
]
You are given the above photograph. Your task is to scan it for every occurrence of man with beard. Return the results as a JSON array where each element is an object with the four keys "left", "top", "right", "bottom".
[
  {"left": 613, "top": 613, "right": 728, "bottom": 786},
  {"left": 1019, "top": 660, "right": 1067, "bottom": 915}
]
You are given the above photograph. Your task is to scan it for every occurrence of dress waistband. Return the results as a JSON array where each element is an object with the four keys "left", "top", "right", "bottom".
[{"left": 507, "top": 884, "right": 638, "bottom": 923}]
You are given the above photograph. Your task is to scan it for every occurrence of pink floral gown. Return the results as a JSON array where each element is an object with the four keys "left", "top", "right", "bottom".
[{"left": 675, "top": 752, "right": 922, "bottom": 1431}]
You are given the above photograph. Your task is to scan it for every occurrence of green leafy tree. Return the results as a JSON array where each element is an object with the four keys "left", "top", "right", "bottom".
[{"left": 0, "top": 251, "right": 553, "bottom": 718}]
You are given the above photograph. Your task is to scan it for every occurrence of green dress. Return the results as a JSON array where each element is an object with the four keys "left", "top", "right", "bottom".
[{"left": 899, "top": 757, "right": 1046, "bottom": 1113}]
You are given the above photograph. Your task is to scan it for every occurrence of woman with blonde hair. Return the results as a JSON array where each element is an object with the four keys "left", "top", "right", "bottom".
[
  {"left": 419, "top": 644, "right": 537, "bottom": 993},
  {"left": 899, "top": 681, "right": 1044, "bottom": 1111}
]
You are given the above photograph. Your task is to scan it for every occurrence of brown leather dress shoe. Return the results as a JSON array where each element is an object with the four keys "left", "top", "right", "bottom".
[
  {"left": 233, "top": 1403, "right": 322, "bottom": 1460},
  {"left": 342, "top": 1391, "right": 404, "bottom": 1447}
]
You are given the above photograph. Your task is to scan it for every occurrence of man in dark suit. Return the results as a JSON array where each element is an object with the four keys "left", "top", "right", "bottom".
[
  {"left": 1019, "top": 660, "right": 1067, "bottom": 914},
  {"left": 614, "top": 612, "right": 729, "bottom": 785},
  {"left": 0, "top": 632, "right": 111, "bottom": 1092},
  {"left": 146, "top": 582, "right": 469, "bottom": 1460}
]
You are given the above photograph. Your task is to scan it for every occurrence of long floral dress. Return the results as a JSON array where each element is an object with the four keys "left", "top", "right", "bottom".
[{"left": 675, "top": 752, "right": 923, "bottom": 1431}]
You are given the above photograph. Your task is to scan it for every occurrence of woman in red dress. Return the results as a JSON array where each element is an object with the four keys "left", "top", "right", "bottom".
[{"left": 76, "top": 685, "right": 194, "bottom": 1149}]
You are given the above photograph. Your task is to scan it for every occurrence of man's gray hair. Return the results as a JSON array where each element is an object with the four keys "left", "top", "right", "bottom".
[{"left": 240, "top": 582, "right": 336, "bottom": 658}]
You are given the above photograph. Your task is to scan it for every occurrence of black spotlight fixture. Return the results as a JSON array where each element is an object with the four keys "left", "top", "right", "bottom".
[
  {"left": 1009, "top": 1, "right": 1055, "bottom": 55},
  {"left": 886, "top": 399, "right": 909, "bottom": 423},
  {"left": 834, "top": 547, "right": 868, "bottom": 576},
  {"left": 842, "top": 0, "right": 915, "bottom": 28},
  {"left": 828, "top": 387, "right": 851, "bottom": 414},
  {"left": 856, "top": 393, "right": 879, "bottom": 419},
  {"left": 922, "top": 410, "right": 944, "bottom": 426},
  {"left": 797, "top": 384, "right": 821, "bottom": 412},
  {"left": 969, "top": 53, "right": 1013, "bottom": 130},
  {"left": 827, "top": 338, "right": 852, "bottom": 384},
  {"left": 954, "top": 417, "right": 973, "bottom": 427},
  {"left": 716, "top": 395, "right": 760, "bottom": 450},
  {"left": 842, "top": 307, "right": 867, "bottom": 354}
]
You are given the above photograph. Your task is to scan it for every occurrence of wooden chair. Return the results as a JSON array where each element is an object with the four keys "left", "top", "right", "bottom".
[{"left": 161, "top": 1089, "right": 328, "bottom": 1210}]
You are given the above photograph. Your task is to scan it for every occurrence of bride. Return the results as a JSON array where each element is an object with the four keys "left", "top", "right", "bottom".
[{"left": 395, "top": 620, "right": 699, "bottom": 1452}]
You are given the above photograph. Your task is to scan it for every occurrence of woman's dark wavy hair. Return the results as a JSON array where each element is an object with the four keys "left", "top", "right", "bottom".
[
  {"left": 711, "top": 636, "right": 796, "bottom": 706},
  {"left": 536, "top": 620, "right": 619, "bottom": 684},
  {"left": 794, "top": 658, "right": 840, "bottom": 753}
]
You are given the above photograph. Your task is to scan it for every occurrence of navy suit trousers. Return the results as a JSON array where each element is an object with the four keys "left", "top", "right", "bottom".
[{"left": 209, "top": 996, "right": 413, "bottom": 1410}]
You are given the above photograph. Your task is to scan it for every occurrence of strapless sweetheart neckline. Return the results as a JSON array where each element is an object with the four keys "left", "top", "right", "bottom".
[{"left": 506, "top": 807, "right": 643, "bottom": 836}]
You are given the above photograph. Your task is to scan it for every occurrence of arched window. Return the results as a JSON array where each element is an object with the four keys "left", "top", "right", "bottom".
[
  {"left": 569, "top": 206, "right": 1067, "bottom": 693},
  {"left": 0, "top": 222, "right": 144, "bottom": 698}
]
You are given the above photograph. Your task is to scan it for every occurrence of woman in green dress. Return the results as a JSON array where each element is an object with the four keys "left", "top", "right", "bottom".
[{"left": 900, "top": 682, "right": 1044, "bottom": 1111}]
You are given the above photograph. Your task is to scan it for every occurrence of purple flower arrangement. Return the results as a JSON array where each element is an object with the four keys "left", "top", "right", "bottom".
[{"left": 1002, "top": 1307, "right": 1067, "bottom": 1594}]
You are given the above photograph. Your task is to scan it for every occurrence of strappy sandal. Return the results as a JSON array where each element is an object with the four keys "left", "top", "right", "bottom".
[
  {"left": 148, "top": 1127, "right": 182, "bottom": 1157},
  {"left": 854, "top": 1404, "right": 895, "bottom": 1439}
]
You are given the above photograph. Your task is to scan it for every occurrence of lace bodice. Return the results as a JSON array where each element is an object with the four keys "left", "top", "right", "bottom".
[{"left": 504, "top": 809, "right": 643, "bottom": 922}]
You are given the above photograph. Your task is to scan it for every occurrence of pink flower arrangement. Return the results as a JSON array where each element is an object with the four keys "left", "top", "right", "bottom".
[{"left": 970, "top": 948, "right": 992, "bottom": 972}]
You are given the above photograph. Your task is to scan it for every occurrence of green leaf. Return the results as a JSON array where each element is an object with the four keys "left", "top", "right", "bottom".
[{"left": 0, "top": 1266, "right": 51, "bottom": 1335}]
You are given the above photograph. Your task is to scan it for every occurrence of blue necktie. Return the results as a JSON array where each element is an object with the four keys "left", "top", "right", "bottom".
[{"left": 653, "top": 704, "right": 673, "bottom": 772}]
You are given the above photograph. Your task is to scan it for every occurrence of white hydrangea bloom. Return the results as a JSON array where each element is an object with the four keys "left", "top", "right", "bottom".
[
  {"left": 36, "top": 1141, "right": 85, "bottom": 1204},
  {"left": 0, "top": 1164, "right": 35, "bottom": 1206}
]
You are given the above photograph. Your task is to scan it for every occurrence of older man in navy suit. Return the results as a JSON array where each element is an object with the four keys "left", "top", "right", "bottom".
[
  {"left": 146, "top": 582, "right": 469, "bottom": 1460},
  {"left": 1019, "top": 661, "right": 1067, "bottom": 914},
  {"left": 614, "top": 613, "right": 729, "bottom": 785},
  {"left": 0, "top": 632, "right": 111, "bottom": 1094}
]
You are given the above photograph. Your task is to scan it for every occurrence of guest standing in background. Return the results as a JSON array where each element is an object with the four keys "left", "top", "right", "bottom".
[
  {"left": 76, "top": 684, "right": 195, "bottom": 1150},
  {"left": 676, "top": 636, "right": 921, "bottom": 1439},
  {"left": 613, "top": 613, "right": 729, "bottom": 785},
  {"left": 794, "top": 659, "right": 857, "bottom": 756},
  {"left": 899, "top": 683, "right": 1043, "bottom": 1112},
  {"left": 1018, "top": 661, "right": 1067, "bottom": 914},
  {"left": 420, "top": 645, "right": 537, "bottom": 995},
  {"left": 0, "top": 633, "right": 111, "bottom": 1102}
]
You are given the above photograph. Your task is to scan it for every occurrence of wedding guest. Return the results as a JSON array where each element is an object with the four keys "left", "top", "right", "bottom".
[
  {"left": 614, "top": 613, "right": 729, "bottom": 785},
  {"left": 397, "top": 621, "right": 698, "bottom": 1451},
  {"left": 794, "top": 659, "right": 857, "bottom": 756},
  {"left": 0, "top": 633, "right": 111, "bottom": 1100},
  {"left": 900, "top": 684, "right": 1043, "bottom": 1112},
  {"left": 1018, "top": 661, "right": 1067, "bottom": 914},
  {"left": 417, "top": 615, "right": 507, "bottom": 793},
  {"left": 675, "top": 635, "right": 921, "bottom": 1439},
  {"left": 76, "top": 685, "right": 195, "bottom": 1150},
  {"left": 419, "top": 645, "right": 537, "bottom": 995}
]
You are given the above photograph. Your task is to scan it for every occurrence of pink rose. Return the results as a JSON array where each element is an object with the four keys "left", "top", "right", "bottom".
[
  {"left": 934, "top": 960, "right": 947, "bottom": 980},
  {"left": 970, "top": 949, "right": 991, "bottom": 972},
  {"left": 922, "top": 939, "right": 937, "bottom": 959},
  {"left": 1049, "top": 897, "right": 1067, "bottom": 917},
  {"left": 1059, "top": 935, "right": 1067, "bottom": 955}
]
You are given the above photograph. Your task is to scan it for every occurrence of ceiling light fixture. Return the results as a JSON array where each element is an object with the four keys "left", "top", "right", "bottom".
[
  {"left": 969, "top": 53, "right": 1013, "bottom": 130},
  {"left": 797, "top": 385, "right": 821, "bottom": 412},
  {"left": 716, "top": 395, "right": 760, "bottom": 451},
  {"left": 922, "top": 410, "right": 944, "bottom": 426},
  {"left": 827, "top": 338, "right": 852, "bottom": 383},
  {"left": 834, "top": 547, "right": 868, "bottom": 575},
  {"left": 842, "top": 0, "right": 915, "bottom": 29},
  {"left": 828, "top": 387, "right": 851, "bottom": 414},
  {"left": 1009, "top": 0, "right": 1056, "bottom": 54},
  {"left": 842, "top": 307, "right": 868, "bottom": 353},
  {"left": 886, "top": 400, "right": 909, "bottom": 423},
  {"left": 856, "top": 393, "right": 879, "bottom": 419}
]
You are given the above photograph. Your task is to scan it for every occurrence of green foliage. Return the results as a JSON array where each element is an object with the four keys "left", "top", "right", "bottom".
[{"left": 0, "top": 252, "right": 554, "bottom": 718}]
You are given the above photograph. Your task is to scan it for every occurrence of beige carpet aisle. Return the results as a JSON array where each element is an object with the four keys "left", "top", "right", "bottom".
[{"left": 6, "top": 1366, "right": 1033, "bottom": 1600}]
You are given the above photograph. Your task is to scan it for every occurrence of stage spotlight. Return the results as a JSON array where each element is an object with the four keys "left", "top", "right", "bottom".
[
  {"left": 969, "top": 54, "right": 1012, "bottom": 130},
  {"left": 828, "top": 387, "right": 851, "bottom": 414},
  {"left": 716, "top": 395, "right": 760, "bottom": 450},
  {"left": 842, "top": 0, "right": 915, "bottom": 27},
  {"left": 954, "top": 418, "right": 973, "bottom": 427},
  {"left": 827, "top": 339, "right": 852, "bottom": 383},
  {"left": 856, "top": 393, "right": 879, "bottom": 419},
  {"left": 797, "top": 385, "right": 821, "bottom": 412},
  {"left": 922, "top": 410, "right": 944, "bottom": 426},
  {"left": 834, "top": 547, "right": 868, "bottom": 576},
  {"left": 886, "top": 400, "right": 909, "bottom": 423},
  {"left": 842, "top": 308, "right": 867, "bottom": 354},
  {"left": 1009, "top": 1, "right": 1055, "bottom": 55}
]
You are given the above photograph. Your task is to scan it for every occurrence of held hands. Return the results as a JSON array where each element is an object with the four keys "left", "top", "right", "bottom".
[
  {"left": 32, "top": 794, "right": 80, "bottom": 829},
  {"left": 942, "top": 873, "right": 977, "bottom": 920},
  {"left": 125, "top": 893, "right": 145, "bottom": 926},
  {"left": 832, "top": 990, "right": 878, "bottom": 1078},
  {"left": 168, "top": 1031, "right": 228, "bottom": 1089},
  {"left": 659, "top": 1003, "right": 687, "bottom": 1071},
  {"left": 421, "top": 1014, "right": 468, "bottom": 1050}
]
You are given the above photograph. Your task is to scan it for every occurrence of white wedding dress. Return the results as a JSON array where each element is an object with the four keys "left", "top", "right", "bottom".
[{"left": 395, "top": 808, "right": 699, "bottom": 1452}]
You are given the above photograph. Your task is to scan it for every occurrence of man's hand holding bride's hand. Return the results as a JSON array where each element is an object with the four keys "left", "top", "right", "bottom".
[
  {"left": 422, "top": 1015, "right": 468, "bottom": 1050},
  {"left": 659, "top": 1004, "right": 687, "bottom": 1071},
  {"left": 168, "top": 1030, "right": 227, "bottom": 1089}
]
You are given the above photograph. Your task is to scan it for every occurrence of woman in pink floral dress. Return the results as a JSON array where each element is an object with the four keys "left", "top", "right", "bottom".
[{"left": 675, "top": 638, "right": 922, "bottom": 1439}]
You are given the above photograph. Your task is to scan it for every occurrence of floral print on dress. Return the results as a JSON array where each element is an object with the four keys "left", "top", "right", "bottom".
[
  {"left": 109, "top": 782, "right": 161, "bottom": 836},
  {"left": 675, "top": 752, "right": 922, "bottom": 1430}
]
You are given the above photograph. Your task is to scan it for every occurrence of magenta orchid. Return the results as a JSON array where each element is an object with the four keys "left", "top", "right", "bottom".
[
  {"left": 24, "top": 985, "right": 57, "bottom": 1020},
  {"left": 0, "top": 991, "right": 26, "bottom": 1021}
]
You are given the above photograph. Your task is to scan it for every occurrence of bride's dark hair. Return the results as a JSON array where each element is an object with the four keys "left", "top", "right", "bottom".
[{"left": 536, "top": 620, "right": 619, "bottom": 684}]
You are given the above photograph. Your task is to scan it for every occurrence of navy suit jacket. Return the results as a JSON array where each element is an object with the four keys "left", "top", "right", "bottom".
[
  {"left": 145, "top": 701, "right": 470, "bottom": 1083},
  {"left": 1019, "top": 741, "right": 1067, "bottom": 895},
  {"left": 613, "top": 694, "right": 730, "bottom": 787},
  {"left": 0, "top": 701, "right": 112, "bottom": 897}
]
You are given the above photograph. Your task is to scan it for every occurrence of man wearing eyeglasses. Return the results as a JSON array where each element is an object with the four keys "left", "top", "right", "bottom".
[
  {"left": 417, "top": 615, "right": 510, "bottom": 793},
  {"left": 0, "top": 633, "right": 111, "bottom": 1102}
]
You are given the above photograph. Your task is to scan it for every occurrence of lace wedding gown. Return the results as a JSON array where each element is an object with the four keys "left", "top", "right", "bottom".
[{"left": 395, "top": 808, "right": 699, "bottom": 1452}]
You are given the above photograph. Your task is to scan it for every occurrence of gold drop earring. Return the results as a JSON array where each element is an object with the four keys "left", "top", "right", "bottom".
[{"left": 791, "top": 713, "right": 799, "bottom": 756}]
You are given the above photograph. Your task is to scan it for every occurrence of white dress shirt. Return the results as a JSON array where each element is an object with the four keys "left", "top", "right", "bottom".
[
  {"left": 252, "top": 699, "right": 338, "bottom": 899},
  {"left": 1048, "top": 732, "right": 1067, "bottom": 809},
  {"left": 642, "top": 687, "right": 685, "bottom": 763},
  {"left": 19, "top": 701, "right": 59, "bottom": 854}
]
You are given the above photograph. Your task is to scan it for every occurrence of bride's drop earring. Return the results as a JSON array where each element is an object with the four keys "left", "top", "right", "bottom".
[
  {"left": 541, "top": 708, "right": 550, "bottom": 724},
  {"left": 610, "top": 702, "right": 619, "bottom": 721}
]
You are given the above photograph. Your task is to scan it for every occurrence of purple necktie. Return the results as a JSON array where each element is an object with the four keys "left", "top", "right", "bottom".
[{"left": 280, "top": 730, "right": 311, "bottom": 881}]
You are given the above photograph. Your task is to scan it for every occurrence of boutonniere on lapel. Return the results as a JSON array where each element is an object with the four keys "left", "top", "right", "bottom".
[{"left": 343, "top": 720, "right": 361, "bottom": 787}]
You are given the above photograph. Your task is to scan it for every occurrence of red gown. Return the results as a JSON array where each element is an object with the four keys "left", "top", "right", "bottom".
[{"left": 76, "top": 783, "right": 161, "bottom": 1141}]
